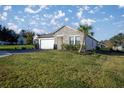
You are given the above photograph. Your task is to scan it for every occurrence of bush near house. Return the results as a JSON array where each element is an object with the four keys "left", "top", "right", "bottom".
[
  {"left": 62, "top": 44, "right": 80, "bottom": 51},
  {"left": 0, "top": 45, "right": 34, "bottom": 50}
]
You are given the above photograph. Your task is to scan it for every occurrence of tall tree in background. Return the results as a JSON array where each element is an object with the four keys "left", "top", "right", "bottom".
[
  {"left": 78, "top": 24, "right": 93, "bottom": 53},
  {"left": 110, "top": 33, "right": 124, "bottom": 46},
  {"left": 0, "top": 25, "right": 18, "bottom": 43},
  {"left": 25, "top": 31, "right": 34, "bottom": 44},
  {"left": 19, "top": 30, "right": 34, "bottom": 45}
]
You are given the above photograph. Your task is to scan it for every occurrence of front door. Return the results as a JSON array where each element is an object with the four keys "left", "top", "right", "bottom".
[{"left": 57, "top": 37, "right": 63, "bottom": 50}]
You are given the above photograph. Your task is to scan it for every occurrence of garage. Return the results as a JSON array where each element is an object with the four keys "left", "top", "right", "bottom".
[{"left": 39, "top": 38, "right": 54, "bottom": 49}]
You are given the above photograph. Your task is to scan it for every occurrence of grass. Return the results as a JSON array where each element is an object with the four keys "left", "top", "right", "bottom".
[
  {"left": 0, "top": 50, "right": 124, "bottom": 88},
  {"left": 0, "top": 45, "right": 35, "bottom": 50}
]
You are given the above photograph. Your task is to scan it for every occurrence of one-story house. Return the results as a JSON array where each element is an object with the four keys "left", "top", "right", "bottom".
[{"left": 33, "top": 26, "right": 99, "bottom": 50}]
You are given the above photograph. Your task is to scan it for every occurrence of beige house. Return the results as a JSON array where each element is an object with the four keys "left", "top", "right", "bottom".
[{"left": 33, "top": 26, "right": 99, "bottom": 50}]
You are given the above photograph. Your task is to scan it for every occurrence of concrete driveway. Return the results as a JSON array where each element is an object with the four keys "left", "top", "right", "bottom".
[
  {"left": 0, "top": 49, "right": 41, "bottom": 57},
  {"left": 0, "top": 51, "right": 12, "bottom": 57}
]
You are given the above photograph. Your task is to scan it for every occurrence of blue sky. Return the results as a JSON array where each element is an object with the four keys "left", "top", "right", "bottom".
[{"left": 0, "top": 5, "right": 124, "bottom": 41}]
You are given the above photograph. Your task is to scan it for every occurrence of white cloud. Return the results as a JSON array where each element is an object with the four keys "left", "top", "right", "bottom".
[
  {"left": 99, "top": 5, "right": 103, "bottom": 8},
  {"left": 64, "top": 18, "right": 69, "bottom": 22},
  {"left": 72, "top": 22, "right": 79, "bottom": 27},
  {"left": 80, "top": 18, "right": 96, "bottom": 26},
  {"left": 88, "top": 6, "right": 102, "bottom": 14},
  {"left": 14, "top": 16, "right": 24, "bottom": 22},
  {"left": 7, "top": 23, "right": 21, "bottom": 33},
  {"left": 50, "top": 19, "right": 57, "bottom": 25},
  {"left": 32, "top": 15, "right": 41, "bottom": 21},
  {"left": 50, "top": 10, "right": 65, "bottom": 25},
  {"left": 102, "top": 15, "right": 114, "bottom": 21},
  {"left": 122, "top": 14, "right": 124, "bottom": 17},
  {"left": 54, "top": 10, "right": 65, "bottom": 19},
  {"left": 76, "top": 8, "right": 83, "bottom": 19},
  {"left": 43, "top": 14, "right": 52, "bottom": 19},
  {"left": 76, "top": 12, "right": 82, "bottom": 19},
  {"left": 32, "top": 28, "right": 47, "bottom": 34},
  {"left": 84, "top": 6, "right": 90, "bottom": 11},
  {"left": 0, "top": 12, "right": 8, "bottom": 20},
  {"left": 30, "top": 20, "right": 36, "bottom": 25},
  {"left": 3, "top": 12, "right": 7, "bottom": 17},
  {"left": 110, "top": 15, "right": 114, "bottom": 18},
  {"left": 118, "top": 30, "right": 124, "bottom": 33},
  {"left": 89, "top": 10, "right": 95, "bottom": 14},
  {"left": 103, "top": 18, "right": 109, "bottom": 21},
  {"left": 0, "top": 15, "right": 6, "bottom": 20},
  {"left": 119, "top": 5, "right": 124, "bottom": 8},
  {"left": 3, "top": 5, "right": 12, "bottom": 11},
  {"left": 24, "top": 5, "right": 47, "bottom": 14},
  {"left": 18, "top": 11, "right": 23, "bottom": 14},
  {"left": 68, "top": 9, "right": 72, "bottom": 13},
  {"left": 41, "top": 22, "right": 47, "bottom": 26}
]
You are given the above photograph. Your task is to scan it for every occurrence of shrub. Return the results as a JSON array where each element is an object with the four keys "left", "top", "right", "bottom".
[
  {"left": 62, "top": 44, "right": 80, "bottom": 51},
  {"left": 96, "top": 46, "right": 100, "bottom": 50},
  {"left": 21, "top": 47, "right": 26, "bottom": 50}
]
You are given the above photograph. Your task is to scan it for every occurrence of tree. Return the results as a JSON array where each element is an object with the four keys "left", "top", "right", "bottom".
[
  {"left": 25, "top": 31, "right": 34, "bottom": 44},
  {"left": 91, "top": 32, "right": 94, "bottom": 36},
  {"left": 78, "top": 24, "right": 93, "bottom": 53},
  {"left": 110, "top": 33, "right": 124, "bottom": 46},
  {"left": 102, "top": 40, "right": 113, "bottom": 48},
  {"left": 0, "top": 25, "right": 18, "bottom": 44}
]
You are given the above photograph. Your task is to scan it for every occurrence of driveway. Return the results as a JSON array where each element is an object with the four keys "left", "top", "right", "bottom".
[
  {"left": 0, "top": 49, "right": 41, "bottom": 57},
  {"left": 9, "top": 49, "right": 41, "bottom": 54},
  {"left": 0, "top": 51, "right": 12, "bottom": 57}
]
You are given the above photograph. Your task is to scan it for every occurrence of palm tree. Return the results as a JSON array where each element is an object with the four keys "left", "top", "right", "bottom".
[
  {"left": 91, "top": 32, "right": 94, "bottom": 36},
  {"left": 78, "top": 24, "right": 93, "bottom": 53}
]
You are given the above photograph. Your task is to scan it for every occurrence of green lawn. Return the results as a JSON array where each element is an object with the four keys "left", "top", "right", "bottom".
[
  {"left": 0, "top": 50, "right": 124, "bottom": 88},
  {"left": 0, "top": 45, "right": 34, "bottom": 50}
]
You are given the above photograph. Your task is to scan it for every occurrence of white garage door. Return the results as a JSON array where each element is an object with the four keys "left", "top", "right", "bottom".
[{"left": 40, "top": 38, "right": 54, "bottom": 49}]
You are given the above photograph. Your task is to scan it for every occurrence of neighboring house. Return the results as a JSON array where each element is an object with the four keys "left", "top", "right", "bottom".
[
  {"left": 112, "top": 46, "right": 123, "bottom": 51},
  {"left": 0, "top": 41, "right": 11, "bottom": 45},
  {"left": 33, "top": 26, "right": 99, "bottom": 50},
  {"left": 17, "top": 35, "right": 26, "bottom": 45},
  {"left": 112, "top": 43, "right": 124, "bottom": 51},
  {"left": 98, "top": 42, "right": 106, "bottom": 48}
]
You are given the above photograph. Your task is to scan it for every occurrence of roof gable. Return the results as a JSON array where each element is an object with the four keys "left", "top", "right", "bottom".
[{"left": 53, "top": 25, "right": 81, "bottom": 34}]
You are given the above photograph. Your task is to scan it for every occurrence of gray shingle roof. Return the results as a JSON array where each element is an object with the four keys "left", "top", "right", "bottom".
[{"left": 38, "top": 33, "right": 54, "bottom": 38}]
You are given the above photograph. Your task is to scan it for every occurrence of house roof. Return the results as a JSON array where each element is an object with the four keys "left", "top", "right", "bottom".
[
  {"left": 37, "top": 33, "right": 54, "bottom": 38},
  {"left": 87, "top": 35, "right": 99, "bottom": 43},
  {"left": 53, "top": 25, "right": 83, "bottom": 34}
]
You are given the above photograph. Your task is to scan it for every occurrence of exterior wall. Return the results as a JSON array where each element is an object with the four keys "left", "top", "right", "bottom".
[
  {"left": 33, "top": 35, "right": 38, "bottom": 44},
  {"left": 54, "top": 26, "right": 84, "bottom": 49},
  {"left": 85, "top": 36, "right": 98, "bottom": 50}
]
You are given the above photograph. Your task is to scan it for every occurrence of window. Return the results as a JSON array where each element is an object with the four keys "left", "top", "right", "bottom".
[
  {"left": 69, "top": 36, "right": 74, "bottom": 45},
  {"left": 75, "top": 36, "right": 80, "bottom": 45},
  {"left": 69, "top": 36, "right": 80, "bottom": 45}
]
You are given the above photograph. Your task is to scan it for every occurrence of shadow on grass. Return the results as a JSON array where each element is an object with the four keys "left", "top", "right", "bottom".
[{"left": 95, "top": 50, "right": 124, "bottom": 56}]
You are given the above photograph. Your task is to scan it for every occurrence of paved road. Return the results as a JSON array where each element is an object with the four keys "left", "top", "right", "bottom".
[{"left": 0, "top": 49, "right": 40, "bottom": 57}]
